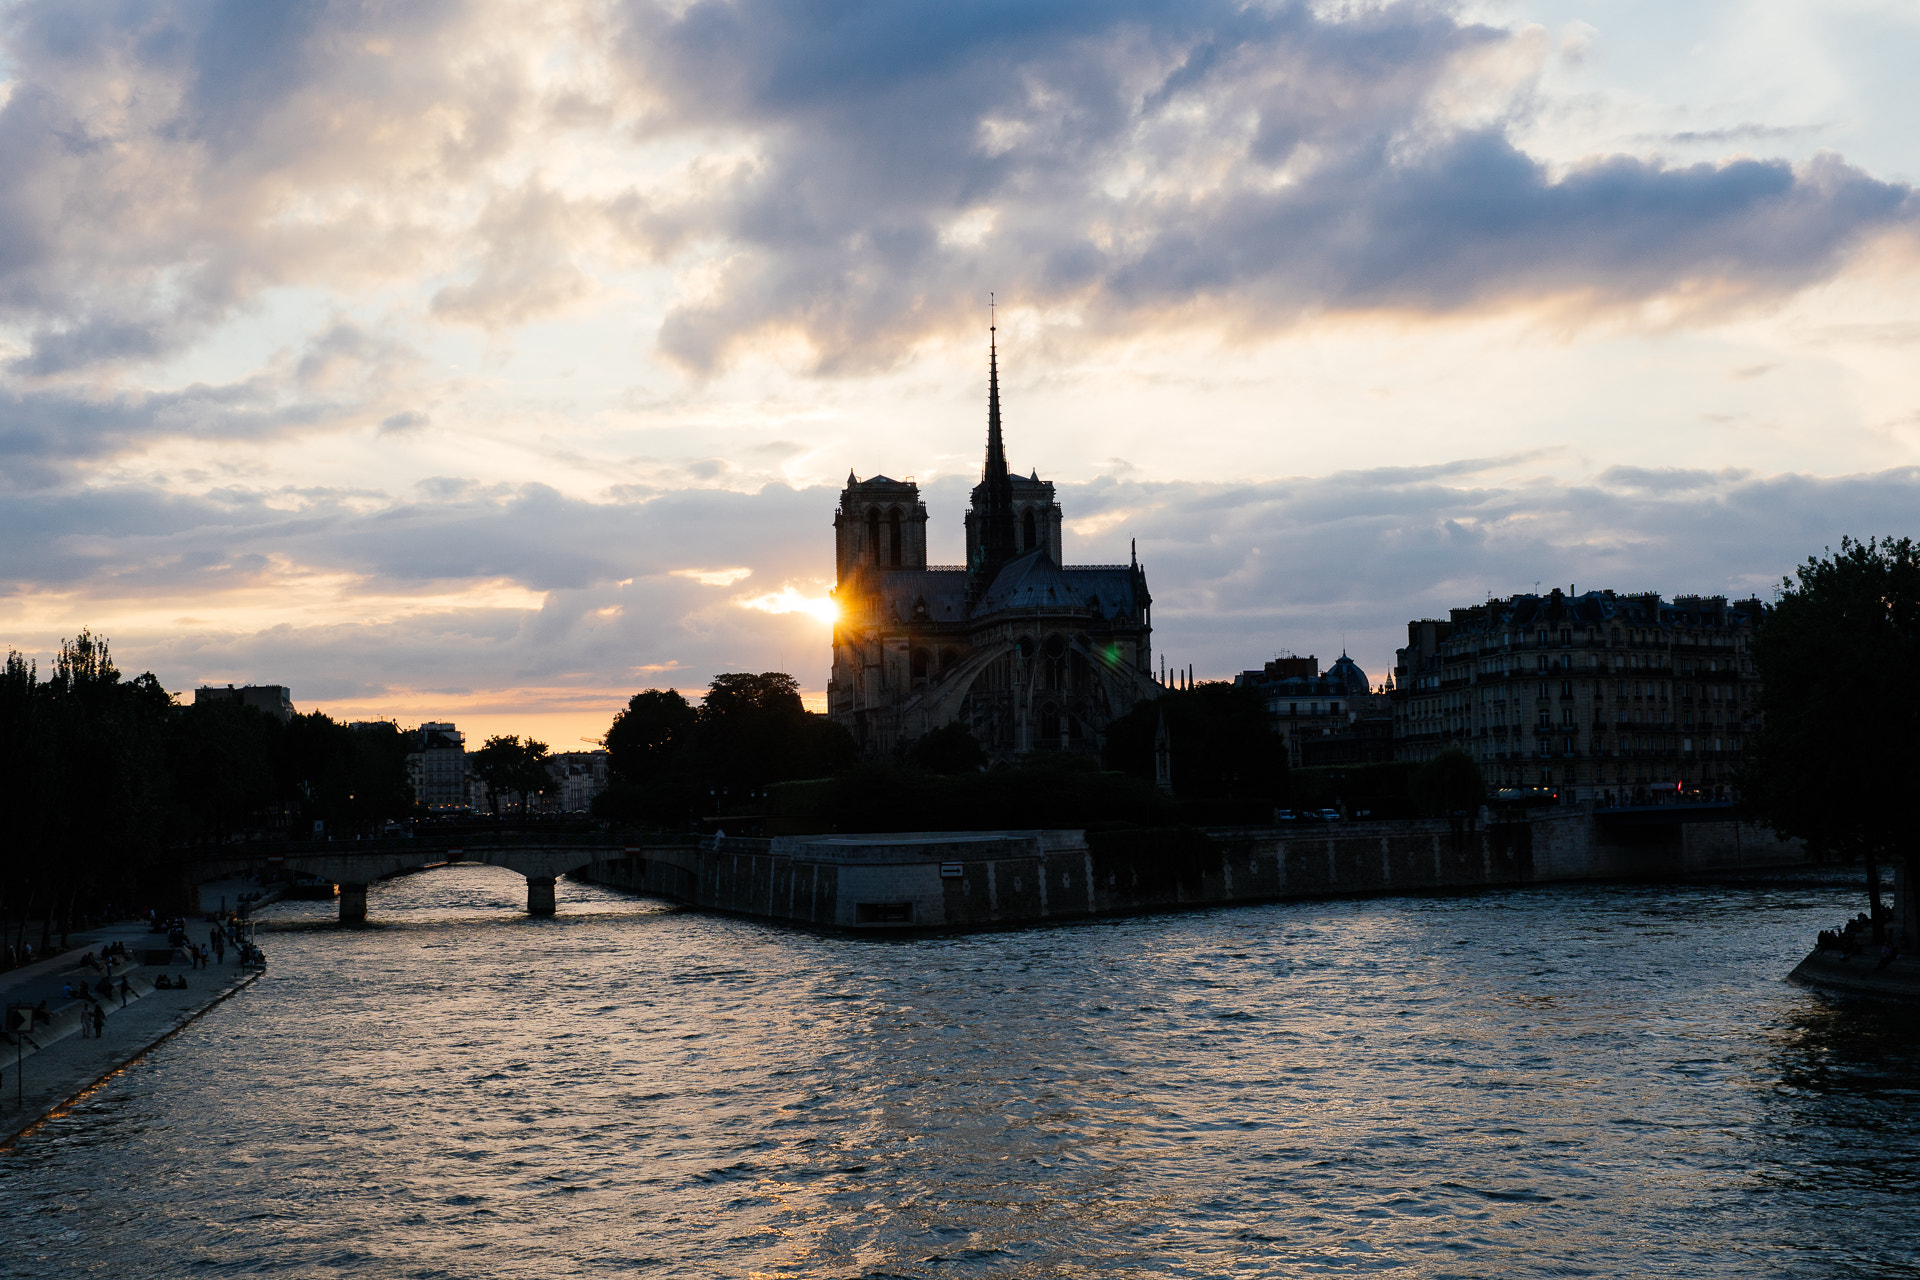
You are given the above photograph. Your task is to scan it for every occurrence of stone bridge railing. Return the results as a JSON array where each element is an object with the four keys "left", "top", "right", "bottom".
[{"left": 184, "top": 833, "right": 700, "bottom": 923}]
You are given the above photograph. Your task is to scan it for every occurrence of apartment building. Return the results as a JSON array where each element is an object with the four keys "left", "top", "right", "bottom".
[{"left": 1392, "top": 588, "right": 1763, "bottom": 801}]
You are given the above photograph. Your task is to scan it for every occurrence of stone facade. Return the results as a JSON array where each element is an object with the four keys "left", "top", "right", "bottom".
[
  {"left": 578, "top": 806, "right": 1808, "bottom": 931},
  {"left": 1235, "top": 653, "right": 1394, "bottom": 767},
  {"left": 827, "top": 333, "right": 1160, "bottom": 759},
  {"left": 406, "top": 721, "right": 469, "bottom": 811},
  {"left": 1391, "top": 588, "right": 1763, "bottom": 801}
]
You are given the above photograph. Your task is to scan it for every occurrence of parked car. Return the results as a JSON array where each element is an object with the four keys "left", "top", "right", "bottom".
[
  {"left": 1274, "top": 809, "right": 1299, "bottom": 823},
  {"left": 1316, "top": 808, "right": 1342, "bottom": 823}
]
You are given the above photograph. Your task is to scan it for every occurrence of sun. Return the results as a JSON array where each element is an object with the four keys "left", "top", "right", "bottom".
[{"left": 737, "top": 585, "right": 839, "bottom": 626}]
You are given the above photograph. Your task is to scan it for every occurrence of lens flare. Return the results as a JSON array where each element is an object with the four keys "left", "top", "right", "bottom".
[{"left": 738, "top": 586, "right": 838, "bottom": 625}]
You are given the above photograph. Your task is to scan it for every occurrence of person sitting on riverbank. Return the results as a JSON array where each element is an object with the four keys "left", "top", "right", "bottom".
[
  {"left": 173, "top": 973, "right": 188, "bottom": 988},
  {"left": 154, "top": 974, "right": 172, "bottom": 989}
]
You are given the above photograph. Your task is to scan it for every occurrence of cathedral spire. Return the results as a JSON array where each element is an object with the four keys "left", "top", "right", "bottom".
[
  {"left": 984, "top": 322, "right": 1007, "bottom": 485},
  {"left": 971, "top": 313, "right": 1019, "bottom": 591}
]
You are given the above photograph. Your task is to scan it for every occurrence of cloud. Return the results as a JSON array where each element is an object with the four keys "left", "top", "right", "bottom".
[
  {"left": 0, "top": 0, "right": 1908, "bottom": 404},
  {"left": 0, "top": 0, "right": 527, "bottom": 372},
  {"left": 609, "top": 0, "right": 1918, "bottom": 369},
  {"left": 379, "top": 410, "right": 431, "bottom": 434},
  {"left": 4, "top": 462, "right": 1916, "bottom": 729}
]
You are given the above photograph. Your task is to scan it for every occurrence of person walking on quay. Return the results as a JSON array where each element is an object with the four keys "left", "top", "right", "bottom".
[
  {"left": 117, "top": 977, "right": 130, "bottom": 1008},
  {"left": 91, "top": 1004, "right": 106, "bottom": 1038}
]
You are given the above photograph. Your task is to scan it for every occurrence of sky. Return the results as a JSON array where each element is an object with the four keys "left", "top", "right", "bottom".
[{"left": 1, "top": 0, "right": 1916, "bottom": 748}]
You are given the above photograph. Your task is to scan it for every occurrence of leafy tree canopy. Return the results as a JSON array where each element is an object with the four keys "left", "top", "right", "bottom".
[
  {"left": 605, "top": 688, "right": 696, "bottom": 784},
  {"left": 1742, "top": 535, "right": 1920, "bottom": 860},
  {"left": 1412, "top": 749, "right": 1486, "bottom": 819},
  {"left": 1103, "top": 682, "right": 1288, "bottom": 802}
]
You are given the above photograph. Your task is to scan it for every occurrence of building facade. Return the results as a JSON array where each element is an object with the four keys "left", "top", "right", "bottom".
[
  {"left": 407, "top": 721, "right": 469, "bottom": 811},
  {"left": 546, "top": 750, "right": 610, "bottom": 812},
  {"left": 1235, "top": 653, "right": 1394, "bottom": 767},
  {"left": 827, "top": 333, "right": 1160, "bottom": 759},
  {"left": 1392, "top": 589, "right": 1763, "bottom": 800},
  {"left": 193, "top": 683, "right": 295, "bottom": 723}
]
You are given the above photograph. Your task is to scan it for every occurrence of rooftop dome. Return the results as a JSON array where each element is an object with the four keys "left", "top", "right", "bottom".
[{"left": 1326, "top": 652, "right": 1370, "bottom": 695}]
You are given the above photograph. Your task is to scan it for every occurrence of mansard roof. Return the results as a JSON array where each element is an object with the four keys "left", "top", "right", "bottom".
[
  {"left": 971, "top": 549, "right": 1144, "bottom": 620},
  {"left": 844, "top": 551, "right": 1146, "bottom": 627},
  {"left": 853, "top": 568, "right": 972, "bottom": 623}
]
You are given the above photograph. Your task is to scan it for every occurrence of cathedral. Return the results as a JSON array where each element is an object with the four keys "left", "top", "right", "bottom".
[{"left": 827, "top": 332, "right": 1160, "bottom": 759}]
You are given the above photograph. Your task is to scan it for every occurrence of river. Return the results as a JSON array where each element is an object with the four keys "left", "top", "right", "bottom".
[{"left": 2, "top": 866, "right": 1915, "bottom": 1277}]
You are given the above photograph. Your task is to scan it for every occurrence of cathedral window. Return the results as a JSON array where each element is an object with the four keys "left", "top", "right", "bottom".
[
  {"left": 889, "top": 508, "right": 903, "bottom": 566},
  {"left": 1023, "top": 508, "right": 1036, "bottom": 551},
  {"left": 866, "top": 508, "right": 880, "bottom": 564}
]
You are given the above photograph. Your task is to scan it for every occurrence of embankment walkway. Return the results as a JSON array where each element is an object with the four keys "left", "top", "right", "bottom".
[{"left": 1, "top": 918, "right": 259, "bottom": 1148}]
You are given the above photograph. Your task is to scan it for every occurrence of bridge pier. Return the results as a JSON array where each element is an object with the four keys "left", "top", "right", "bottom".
[
  {"left": 339, "top": 882, "right": 368, "bottom": 925},
  {"left": 526, "top": 876, "right": 557, "bottom": 915}
]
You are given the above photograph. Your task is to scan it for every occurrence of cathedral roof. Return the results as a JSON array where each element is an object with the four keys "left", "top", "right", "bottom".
[
  {"left": 845, "top": 552, "right": 1146, "bottom": 627},
  {"left": 856, "top": 568, "right": 973, "bottom": 623},
  {"left": 971, "top": 550, "right": 1144, "bottom": 620}
]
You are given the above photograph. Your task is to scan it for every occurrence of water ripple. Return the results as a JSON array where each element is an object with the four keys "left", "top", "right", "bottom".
[{"left": 2, "top": 867, "right": 1918, "bottom": 1277}]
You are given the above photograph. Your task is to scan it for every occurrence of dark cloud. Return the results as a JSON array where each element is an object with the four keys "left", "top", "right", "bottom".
[
  {"left": 0, "top": 381, "right": 339, "bottom": 484},
  {"left": 610, "top": 0, "right": 1916, "bottom": 368}
]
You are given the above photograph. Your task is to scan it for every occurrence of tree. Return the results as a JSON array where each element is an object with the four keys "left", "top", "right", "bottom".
[
  {"left": 1412, "top": 749, "right": 1484, "bottom": 817},
  {"left": 594, "top": 674, "right": 857, "bottom": 829},
  {"left": 689, "top": 672, "right": 856, "bottom": 793},
  {"left": 1103, "top": 682, "right": 1288, "bottom": 802},
  {"left": 605, "top": 689, "right": 696, "bottom": 784},
  {"left": 3, "top": 632, "right": 176, "bottom": 951},
  {"left": 471, "top": 735, "right": 525, "bottom": 816},
  {"left": 470, "top": 735, "right": 554, "bottom": 815},
  {"left": 170, "top": 698, "right": 283, "bottom": 842},
  {"left": 510, "top": 738, "right": 553, "bottom": 811},
  {"left": 1412, "top": 749, "right": 1486, "bottom": 843},
  {"left": 1740, "top": 536, "right": 1920, "bottom": 947}
]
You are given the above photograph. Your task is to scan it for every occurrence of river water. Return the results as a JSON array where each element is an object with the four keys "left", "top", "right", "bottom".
[{"left": 2, "top": 867, "right": 1916, "bottom": 1278}]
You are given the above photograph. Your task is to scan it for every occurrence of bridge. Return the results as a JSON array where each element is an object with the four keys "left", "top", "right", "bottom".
[{"left": 183, "top": 833, "right": 699, "bottom": 924}]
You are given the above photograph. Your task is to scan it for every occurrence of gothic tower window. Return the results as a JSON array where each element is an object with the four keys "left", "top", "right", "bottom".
[
  {"left": 889, "top": 509, "right": 903, "bottom": 567},
  {"left": 867, "top": 508, "right": 880, "bottom": 564},
  {"left": 1023, "top": 508, "right": 1036, "bottom": 552}
]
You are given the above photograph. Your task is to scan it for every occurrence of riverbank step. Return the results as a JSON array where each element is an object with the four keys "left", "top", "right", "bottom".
[{"left": 1788, "top": 948, "right": 1920, "bottom": 1000}]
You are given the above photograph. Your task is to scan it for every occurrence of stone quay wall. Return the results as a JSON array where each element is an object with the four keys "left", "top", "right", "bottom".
[{"left": 579, "top": 808, "right": 1810, "bottom": 932}]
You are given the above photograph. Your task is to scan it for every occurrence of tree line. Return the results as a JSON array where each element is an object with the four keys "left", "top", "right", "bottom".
[
  {"left": 1, "top": 632, "right": 411, "bottom": 958},
  {"left": 596, "top": 670, "right": 1487, "bottom": 832}
]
